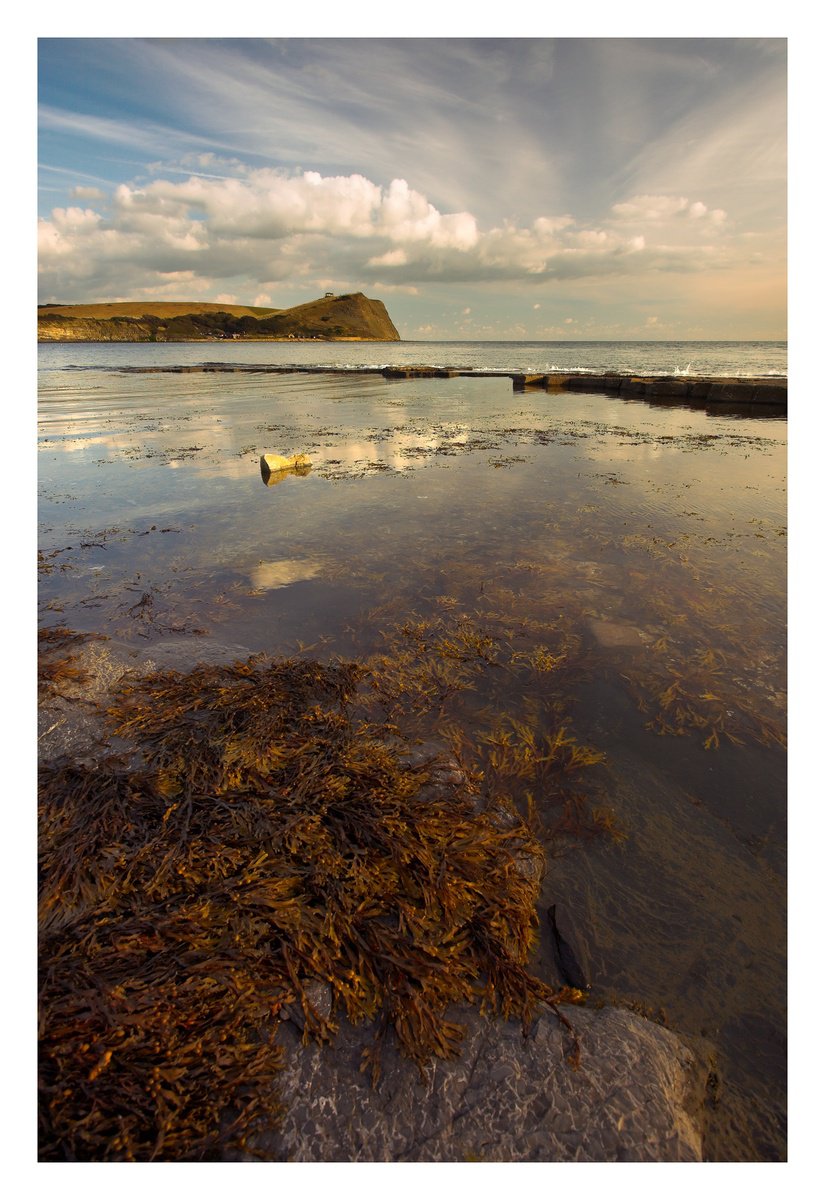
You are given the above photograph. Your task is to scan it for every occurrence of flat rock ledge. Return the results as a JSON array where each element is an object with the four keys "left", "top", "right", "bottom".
[{"left": 243, "top": 1002, "right": 707, "bottom": 1163}]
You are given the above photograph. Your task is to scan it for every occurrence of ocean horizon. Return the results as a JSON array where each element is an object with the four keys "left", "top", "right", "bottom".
[{"left": 38, "top": 338, "right": 787, "bottom": 380}]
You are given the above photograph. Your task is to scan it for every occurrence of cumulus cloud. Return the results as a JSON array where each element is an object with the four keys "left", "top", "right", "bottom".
[
  {"left": 38, "top": 166, "right": 742, "bottom": 301},
  {"left": 368, "top": 249, "right": 408, "bottom": 267}
]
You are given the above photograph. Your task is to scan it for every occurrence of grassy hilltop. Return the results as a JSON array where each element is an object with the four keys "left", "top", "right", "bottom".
[{"left": 38, "top": 292, "right": 400, "bottom": 342}]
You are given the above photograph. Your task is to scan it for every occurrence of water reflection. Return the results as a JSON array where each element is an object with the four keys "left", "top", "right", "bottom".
[{"left": 38, "top": 368, "right": 787, "bottom": 1159}]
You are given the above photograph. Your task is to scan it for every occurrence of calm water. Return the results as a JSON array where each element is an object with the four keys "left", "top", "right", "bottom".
[
  {"left": 38, "top": 342, "right": 787, "bottom": 1160},
  {"left": 38, "top": 337, "right": 787, "bottom": 377}
]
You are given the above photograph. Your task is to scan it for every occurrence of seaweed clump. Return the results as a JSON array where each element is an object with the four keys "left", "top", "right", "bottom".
[{"left": 39, "top": 653, "right": 570, "bottom": 1161}]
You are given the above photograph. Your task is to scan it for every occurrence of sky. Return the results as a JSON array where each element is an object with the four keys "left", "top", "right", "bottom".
[{"left": 36, "top": 36, "right": 787, "bottom": 341}]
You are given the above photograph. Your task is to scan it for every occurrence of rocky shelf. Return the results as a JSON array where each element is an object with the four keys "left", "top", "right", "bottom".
[{"left": 112, "top": 362, "right": 787, "bottom": 414}]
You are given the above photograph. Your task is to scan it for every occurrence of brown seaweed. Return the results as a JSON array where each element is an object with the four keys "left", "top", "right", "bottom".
[
  {"left": 39, "top": 651, "right": 578, "bottom": 1161},
  {"left": 38, "top": 626, "right": 106, "bottom": 700}
]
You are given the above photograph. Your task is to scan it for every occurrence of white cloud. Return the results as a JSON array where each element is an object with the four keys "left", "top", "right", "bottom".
[
  {"left": 613, "top": 195, "right": 685, "bottom": 222},
  {"left": 37, "top": 168, "right": 754, "bottom": 302},
  {"left": 368, "top": 249, "right": 408, "bottom": 268},
  {"left": 612, "top": 193, "right": 727, "bottom": 228}
]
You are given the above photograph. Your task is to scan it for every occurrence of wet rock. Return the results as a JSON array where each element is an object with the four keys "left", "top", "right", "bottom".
[
  {"left": 248, "top": 559, "right": 322, "bottom": 590},
  {"left": 260, "top": 452, "right": 312, "bottom": 482},
  {"left": 512, "top": 373, "right": 550, "bottom": 391},
  {"left": 281, "top": 980, "right": 334, "bottom": 1033},
  {"left": 548, "top": 903, "right": 591, "bottom": 990},
  {"left": 38, "top": 637, "right": 257, "bottom": 765},
  {"left": 38, "top": 640, "right": 130, "bottom": 764},
  {"left": 588, "top": 618, "right": 653, "bottom": 648},
  {"left": 647, "top": 379, "right": 691, "bottom": 398},
  {"left": 395, "top": 740, "right": 467, "bottom": 800},
  {"left": 244, "top": 1002, "right": 707, "bottom": 1161}
]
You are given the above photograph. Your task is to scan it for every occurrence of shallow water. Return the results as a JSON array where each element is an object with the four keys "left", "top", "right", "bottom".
[{"left": 38, "top": 355, "right": 787, "bottom": 1159}]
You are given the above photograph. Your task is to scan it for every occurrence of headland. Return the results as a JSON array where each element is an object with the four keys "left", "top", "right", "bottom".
[{"left": 37, "top": 292, "right": 401, "bottom": 342}]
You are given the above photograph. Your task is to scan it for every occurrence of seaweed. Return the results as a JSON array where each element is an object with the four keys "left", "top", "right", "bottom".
[
  {"left": 621, "top": 641, "right": 786, "bottom": 750},
  {"left": 38, "top": 626, "right": 106, "bottom": 700},
  {"left": 357, "top": 607, "right": 610, "bottom": 840},
  {"left": 39, "top": 651, "right": 576, "bottom": 1161}
]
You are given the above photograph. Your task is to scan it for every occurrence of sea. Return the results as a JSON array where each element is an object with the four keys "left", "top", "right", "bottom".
[
  {"left": 38, "top": 338, "right": 787, "bottom": 377},
  {"left": 37, "top": 338, "right": 787, "bottom": 1161}
]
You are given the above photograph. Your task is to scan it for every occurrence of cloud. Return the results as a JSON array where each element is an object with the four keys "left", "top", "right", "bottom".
[
  {"left": 369, "top": 249, "right": 408, "bottom": 267},
  {"left": 70, "top": 186, "right": 106, "bottom": 201},
  {"left": 37, "top": 165, "right": 755, "bottom": 301},
  {"left": 611, "top": 194, "right": 726, "bottom": 225}
]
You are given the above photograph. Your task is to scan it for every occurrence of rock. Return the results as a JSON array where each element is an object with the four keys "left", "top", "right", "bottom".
[
  {"left": 242, "top": 1002, "right": 707, "bottom": 1161},
  {"left": 260, "top": 453, "right": 312, "bottom": 482},
  {"left": 646, "top": 379, "right": 691, "bottom": 398},
  {"left": 135, "top": 637, "right": 255, "bottom": 671},
  {"left": 548, "top": 903, "right": 591, "bottom": 990},
  {"left": 588, "top": 618, "right": 653, "bottom": 649},
  {"left": 511, "top": 373, "right": 550, "bottom": 391},
  {"left": 394, "top": 740, "right": 468, "bottom": 801},
  {"left": 248, "top": 559, "right": 322, "bottom": 590},
  {"left": 281, "top": 980, "right": 334, "bottom": 1033},
  {"left": 38, "top": 637, "right": 258, "bottom": 766},
  {"left": 382, "top": 366, "right": 459, "bottom": 379},
  {"left": 38, "top": 640, "right": 130, "bottom": 764},
  {"left": 620, "top": 377, "right": 649, "bottom": 396}
]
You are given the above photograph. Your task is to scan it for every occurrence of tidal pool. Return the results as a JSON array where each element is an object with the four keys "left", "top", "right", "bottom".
[{"left": 38, "top": 366, "right": 786, "bottom": 1159}]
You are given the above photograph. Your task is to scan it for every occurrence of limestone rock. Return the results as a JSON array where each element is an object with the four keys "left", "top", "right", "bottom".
[
  {"left": 244, "top": 1002, "right": 707, "bottom": 1162},
  {"left": 260, "top": 452, "right": 311, "bottom": 482}
]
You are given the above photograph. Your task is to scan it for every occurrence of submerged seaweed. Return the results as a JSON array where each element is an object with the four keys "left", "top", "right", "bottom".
[
  {"left": 39, "top": 650, "right": 583, "bottom": 1161},
  {"left": 38, "top": 626, "right": 106, "bottom": 700}
]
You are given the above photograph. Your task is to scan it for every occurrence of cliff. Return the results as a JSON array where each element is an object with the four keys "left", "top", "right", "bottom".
[{"left": 38, "top": 293, "right": 400, "bottom": 342}]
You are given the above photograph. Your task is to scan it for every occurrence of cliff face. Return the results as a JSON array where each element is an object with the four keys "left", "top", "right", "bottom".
[
  {"left": 38, "top": 293, "right": 400, "bottom": 342},
  {"left": 38, "top": 316, "right": 155, "bottom": 342}
]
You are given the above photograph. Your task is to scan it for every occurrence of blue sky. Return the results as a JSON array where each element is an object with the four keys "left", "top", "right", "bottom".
[{"left": 37, "top": 36, "right": 787, "bottom": 339}]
